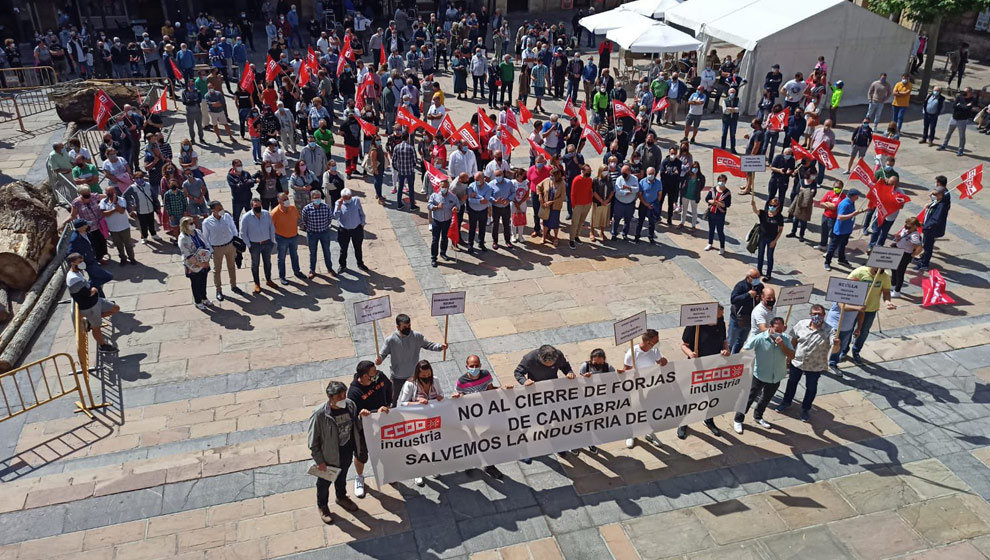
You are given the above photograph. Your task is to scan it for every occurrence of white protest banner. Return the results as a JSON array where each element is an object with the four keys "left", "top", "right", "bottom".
[
  {"left": 679, "top": 302, "right": 719, "bottom": 327},
  {"left": 354, "top": 296, "right": 392, "bottom": 354},
  {"left": 363, "top": 353, "right": 754, "bottom": 484},
  {"left": 866, "top": 246, "right": 906, "bottom": 269},
  {"left": 740, "top": 155, "right": 766, "bottom": 173},
  {"left": 825, "top": 277, "right": 869, "bottom": 306},
  {"left": 431, "top": 291, "right": 466, "bottom": 360}
]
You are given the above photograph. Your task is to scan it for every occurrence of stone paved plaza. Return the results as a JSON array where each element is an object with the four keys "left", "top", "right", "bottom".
[{"left": 0, "top": 43, "right": 989, "bottom": 560}]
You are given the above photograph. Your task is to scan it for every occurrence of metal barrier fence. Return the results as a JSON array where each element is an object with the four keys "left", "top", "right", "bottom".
[
  {"left": 0, "top": 353, "right": 94, "bottom": 422},
  {"left": 0, "top": 66, "right": 58, "bottom": 90},
  {"left": 0, "top": 67, "right": 61, "bottom": 132}
]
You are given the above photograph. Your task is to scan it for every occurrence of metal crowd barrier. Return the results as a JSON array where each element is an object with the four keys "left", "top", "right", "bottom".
[
  {"left": 0, "top": 353, "right": 94, "bottom": 422},
  {"left": 0, "top": 66, "right": 58, "bottom": 90}
]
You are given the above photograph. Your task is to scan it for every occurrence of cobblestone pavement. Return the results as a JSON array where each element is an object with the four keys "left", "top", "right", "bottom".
[{"left": 0, "top": 42, "right": 988, "bottom": 559}]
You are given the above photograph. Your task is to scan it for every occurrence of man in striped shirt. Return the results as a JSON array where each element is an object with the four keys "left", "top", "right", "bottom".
[
  {"left": 302, "top": 190, "right": 334, "bottom": 278},
  {"left": 451, "top": 354, "right": 511, "bottom": 480}
]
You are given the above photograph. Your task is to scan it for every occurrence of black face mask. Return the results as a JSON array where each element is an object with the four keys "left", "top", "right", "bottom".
[
  {"left": 765, "top": 299, "right": 776, "bottom": 308},
  {"left": 82, "top": 193, "right": 91, "bottom": 199},
  {"left": 253, "top": 206, "right": 262, "bottom": 214},
  {"left": 399, "top": 327, "right": 412, "bottom": 336}
]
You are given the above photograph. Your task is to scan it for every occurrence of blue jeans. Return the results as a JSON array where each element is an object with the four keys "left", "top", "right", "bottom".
[
  {"left": 307, "top": 229, "right": 332, "bottom": 273},
  {"left": 757, "top": 236, "right": 776, "bottom": 277},
  {"left": 825, "top": 233, "right": 850, "bottom": 265},
  {"left": 727, "top": 316, "right": 749, "bottom": 354},
  {"left": 819, "top": 216, "right": 835, "bottom": 247},
  {"left": 921, "top": 113, "right": 939, "bottom": 142},
  {"left": 779, "top": 365, "right": 822, "bottom": 411},
  {"left": 720, "top": 119, "right": 737, "bottom": 150},
  {"left": 276, "top": 234, "right": 300, "bottom": 279},
  {"left": 869, "top": 218, "right": 895, "bottom": 249},
  {"left": 892, "top": 106, "right": 907, "bottom": 132},
  {"left": 373, "top": 172, "right": 384, "bottom": 199},
  {"left": 851, "top": 310, "right": 877, "bottom": 357},
  {"left": 829, "top": 328, "right": 855, "bottom": 366},
  {"left": 919, "top": 230, "right": 937, "bottom": 268},
  {"left": 612, "top": 201, "right": 635, "bottom": 236},
  {"left": 251, "top": 137, "right": 262, "bottom": 162},
  {"left": 397, "top": 174, "right": 415, "bottom": 207}
]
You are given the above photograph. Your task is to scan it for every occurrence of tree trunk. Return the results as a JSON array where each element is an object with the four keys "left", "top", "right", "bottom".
[
  {"left": 0, "top": 271, "right": 65, "bottom": 372},
  {"left": 918, "top": 17, "right": 942, "bottom": 101},
  {"left": 0, "top": 181, "right": 59, "bottom": 290},
  {"left": 0, "top": 286, "right": 9, "bottom": 324}
]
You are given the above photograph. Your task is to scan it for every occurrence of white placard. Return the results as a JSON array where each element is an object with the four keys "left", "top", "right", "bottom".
[
  {"left": 364, "top": 353, "right": 754, "bottom": 484},
  {"left": 825, "top": 277, "right": 870, "bottom": 306},
  {"left": 776, "top": 284, "right": 815, "bottom": 308},
  {"left": 431, "top": 291, "right": 467, "bottom": 316},
  {"left": 613, "top": 311, "right": 647, "bottom": 346},
  {"left": 866, "top": 246, "right": 907, "bottom": 269},
  {"left": 740, "top": 155, "right": 766, "bottom": 173},
  {"left": 679, "top": 302, "right": 719, "bottom": 327},
  {"left": 353, "top": 296, "right": 392, "bottom": 325}
]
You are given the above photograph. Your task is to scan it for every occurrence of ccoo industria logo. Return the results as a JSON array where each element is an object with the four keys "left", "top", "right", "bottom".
[
  {"left": 691, "top": 364, "right": 744, "bottom": 385},
  {"left": 381, "top": 417, "right": 442, "bottom": 440}
]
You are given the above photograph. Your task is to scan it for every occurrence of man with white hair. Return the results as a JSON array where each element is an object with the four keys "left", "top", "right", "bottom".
[{"left": 333, "top": 188, "right": 369, "bottom": 273}]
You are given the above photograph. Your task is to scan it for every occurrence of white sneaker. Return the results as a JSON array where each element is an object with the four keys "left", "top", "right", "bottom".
[
  {"left": 414, "top": 477, "right": 425, "bottom": 487},
  {"left": 719, "top": 248, "right": 725, "bottom": 255},
  {"left": 733, "top": 421, "right": 743, "bottom": 434},
  {"left": 890, "top": 290, "right": 901, "bottom": 298},
  {"left": 756, "top": 419, "right": 772, "bottom": 429},
  {"left": 704, "top": 244, "right": 713, "bottom": 251},
  {"left": 842, "top": 169, "right": 850, "bottom": 175},
  {"left": 354, "top": 475, "right": 366, "bottom": 498},
  {"left": 195, "top": 303, "right": 207, "bottom": 310},
  {"left": 202, "top": 299, "right": 213, "bottom": 306},
  {"left": 625, "top": 438, "right": 635, "bottom": 449},
  {"left": 139, "top": 238, "right": 147, "bottom": 244}
]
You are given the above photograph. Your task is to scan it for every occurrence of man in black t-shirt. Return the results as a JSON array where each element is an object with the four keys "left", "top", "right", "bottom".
[
  {"left": 679, "top": 305, "right": 729, "bottom": 439},
  {"left": 767, "top": 147, "right": 794, "bottom": 203},
  {"left": 740, "top": 119, "right": 765, "bottom": 194}
]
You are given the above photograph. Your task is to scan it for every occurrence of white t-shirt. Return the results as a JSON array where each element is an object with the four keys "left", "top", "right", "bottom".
[
  {"left": 894, "top": 227, "right": 921, "bottom": 252},
  {"left": 624, "top": 344, "right": 662, "bottom": 369},
  {"left": 687, "top": 93, "right": 706, "bottom": 116},
  {"left": 750, "top": 303, "right": 775, "bottom": 336},
  {"left": 99, "top": 197, "right": 131, "bottom": 232},
  {"left": 782, "top": 79, "right": 807, "bottom": 103},
  {"left": 101, "top": 157, "right": 129, "bottom": 179}
]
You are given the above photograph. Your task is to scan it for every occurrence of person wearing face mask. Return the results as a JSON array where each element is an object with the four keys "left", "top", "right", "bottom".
[
  {"left": 612, "top": 164, "right": 639, "bottom": 241},
  {"left": 450, "top": 354, "right": 510, "bottom": 478},
  {"left": 678, "top": 163, "right": 705, "bottom": 229},
  {"left": 333, "top": 188, "right": 369, "bottom": 273},
  {"left": 683, "top": 86, "right": 706, "bottom": 144},
  {"left": 465, "top": 171, "right": 495, "bottom": 253},
  {"left": 125, "top": 171, "right": 160, "bottom": 243},
  {"left": 844, "top": 118, "right": 873, "bottom": 175},
  {"left": 750, "top": 194, "right": 784, "bottom": 281},
  {"left": 920, "top": 86, "right": 945, "bottom": 146},
  {"left": 750, "top": 286, "right": 778, "bottom": 337},
  {"left": 202, "top": 200, "right": 242, "bottom": 301},
  {"left": 727, "top": 269, "right": 764, "bottom": 353},
  {"left": 679, "top": 305, "right": 730, "bottom": 438},
  {"left": 809, "top": 119, "right": 835, "bottom": 187},
  {"left": 68, "top": 218, "right": 114, "bottom": 296},
  {"left": 346, "top": 361, "right": 392, "bottom": 500},
  {"left": 376, "top": 315, "right": 447, "bottom": 408},
  {"left": 734, "top": 317, "right": 794, "bottom": 434},
  {"left": 398, "top": 360, "right": 445, "bottom": 485},
  {"left": 890, "top": 74, "right": 912, "bottom": 136},
  {"left": 427, "top": 180, "right": 460, "bottom": 266},
  {"left": 620, "top": 330, "right": 668, "bottom": 449},
  {"left": 238, "top": 197, "right": 276, "bottom": 293},
  {"left": 634, "top": 166, "right": 662, "bottom": 244},
  {"left": 865, "top": 72, "right": 892, "bottom": 125},
  {"left": 490, "top": 169, "right": 515, "bottom": 250},
  {"left": 308, "top": 380, "right": 367, "bottom": 524},
  {"left": 824, "top": 189, "right": 863, "bottom": 271},
  {"left": 657, "top": 147, "right": 682, "bottom": 227},
  {"left": 204, "top": 85, "right": 234, "bottom": 142},
  {"left": 270, "top": 192, "right": 303, "bottom": 284},
  {"left": 719, "top": 87, "right": 740, "bottom": 152},
  {"left": 786, "top": 168, "right": 818, "bottom": 242},
  {"left": 774, "top": 304, "right": 833, "bottom": 422},
  {"left": 917, "top": 180, "right": 951, "bottom": 272},
  {"left": 567, "top": 164, "right": 594, "bottom": 248},
  {"left": 180, "top": 81, "right": 206, "bottom": 143},
  {"left": 817, "top": 180, "right": 846, "bottom": 250},
  {"left": 66, "top": 251, "right": 120, "bottom": 352}
]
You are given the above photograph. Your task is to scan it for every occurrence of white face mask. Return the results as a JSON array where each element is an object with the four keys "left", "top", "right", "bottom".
[
  {"left": 282, "top": 200, "right": 291, "bottom": 207},
  {"left": 78, "top": 262, "right": 87, "bottom": 270},
  {"left": 331, "top": 399, "right": 346, "bottom": 409}
]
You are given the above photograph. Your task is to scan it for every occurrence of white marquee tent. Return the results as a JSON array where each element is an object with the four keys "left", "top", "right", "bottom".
[
  {"left": 606, "top": 19, "right": 701, "bottom": 54},
  {"left": 665, "top": 0, "right": 917, "bottom": 113},
  {"left": 617, "top": 0, "right": 684, "bottom": 20},
  {"left": 579, "top": 10, "right": 656, "bottom": 35}
]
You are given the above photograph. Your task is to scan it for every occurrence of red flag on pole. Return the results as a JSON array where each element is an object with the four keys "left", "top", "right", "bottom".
[
  {"left": 528, "top": 138, "right": 551, "bottom": 161},
  {"left": 712, "top": 148, "right": 745, "bottom": 178},
  {"left": 866, "top": 180, "right": 909, "bottom": 223},
  {"left": 612, "top": 99, "right": 636, "bottom": 119},
  {"left": 505, "top": 108, "right": 519, "bottom": 132},
  {"left": 93, "top": 89, "right": 114, "bottom": 130},
  {"left": 767, "top": 107, "right": 790, "bottom": 132},
  {"left": 790, "top": 139, "right": 814, "bottom": 162},
  {"left": 956, "top": 164, "right": 983, "bottom": 199},
  {"left": 581, "top": 126, "right": 605, "bottom": 154},
  {"left": 356, "top": 116, "right": 378, "bottom": 136},
  {"left": 850, "top": 158, "right": 874, "bottom": 186},
  {"left": 499, "top": 126, "right": 520, "bottom": 150},
  {"left": 448, "top": 208, "right": 461, "bottom": 244},
  {"left": 425, "top": 161, "right": 449, "bottom": 191},
  {"left": 265, "top": 55, "right": 281, "bottom": 82},
  {"left": 872, "top": 134, "right": 900, "bottom": 157},
  {"left": 169, "top": 57, "right": 183, "bottom": 81},
  {"left": 380, "top": 42, "right": 387, "bottom": 66},
  {"left": 306, "top": 46, "right": 320, "bottom": 72},
  {"left": 477, "top": 108, "right": 496, "bottom": 136},
  {"left": 915, "top": 207, "right": 927, "bottom": 231},
  {"left": 437, "top": 113, "right": 458, "bottom": 140},
  {"left": 239, "top": 62, "right": 255, "bottom": 93},
  {"left": 812, "top": 142, "right": 839, "bottom": 170},
  {"left": 578, "top": 102, "right": 588, "bottom": 127},
  {"left": 651, "top": 97, "right": 669, "bottom": 115},
  {"left": 922, "top": 268, "right": 956, "bottom": 307},
  {"left": 150, "top": 89, "right": 168, "bottom": 114},
  {"left": 517, "top": 100, "right": 531, "bottom": 124},
  {"left": 298, "top": 61, "right": 311, "bottom": 88},
  {"left": 563, "top": 97, "right": 576, "bottom": 119},
  {"left": 456, "top": 124, "right": 480, "bottom": 149}
]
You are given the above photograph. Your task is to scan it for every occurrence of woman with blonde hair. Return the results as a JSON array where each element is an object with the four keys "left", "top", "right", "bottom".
[{"left": 177, "top": 216, "right": 213, "bottom": 309}]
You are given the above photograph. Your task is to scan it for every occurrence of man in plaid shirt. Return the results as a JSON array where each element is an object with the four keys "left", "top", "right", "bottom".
[
  {"left": 302, "top": 190, "right": 334, "bottom": 278},
  {"left": 391, "top": 133, "right": 418, "bottom": 210}
]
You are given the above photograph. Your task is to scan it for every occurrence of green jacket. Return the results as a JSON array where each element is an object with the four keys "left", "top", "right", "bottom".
[
  {"left": 651, "top": 79, "right": 669, "bottom": 99},
  {"left": 194, "top": 77, "right": 208, "bottom": 96},
  {"left": 830, "top": 88, "right": 843, "bottom": 109},
  {"left": 499, "top": 61, "right": 515, "bottom": 83},
  {"left": 593, "top": 91, "right": 609, "bottom": 111}
]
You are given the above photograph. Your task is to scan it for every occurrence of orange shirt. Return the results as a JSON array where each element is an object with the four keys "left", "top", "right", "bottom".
[{"left": 271, "top": 203, "right": 298, "bottom": 237}]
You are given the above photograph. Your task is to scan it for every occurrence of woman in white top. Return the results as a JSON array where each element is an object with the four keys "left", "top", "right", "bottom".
[
  {"left": 101, "top": 148, "right": 132, "bottom": 193},
  {"left": 177, "top": 216, "right": 213, "bottom": 309},
  {"left": 398, "top": 360, "right": 444, "bottom": 486},
  {"left": 890, "top": 216, "right": 923, "bottom": 298}
]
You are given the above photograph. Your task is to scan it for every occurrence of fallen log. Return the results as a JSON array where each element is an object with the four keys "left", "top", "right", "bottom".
[
  {"left": 0, "top": 181, "right": 59, "bottom": 290},
  {"left": 0, "top": 286, "right": 9, "bottom": 323}
]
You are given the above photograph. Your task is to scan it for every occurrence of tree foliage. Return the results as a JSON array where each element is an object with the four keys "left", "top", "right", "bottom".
[{"left": 868, "top": 0, "right": 990, "bottom": 23}]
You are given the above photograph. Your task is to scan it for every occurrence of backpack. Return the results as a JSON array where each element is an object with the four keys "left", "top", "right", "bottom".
[{"left": 745, "top": 223, "right": 761, "bottom": 254}]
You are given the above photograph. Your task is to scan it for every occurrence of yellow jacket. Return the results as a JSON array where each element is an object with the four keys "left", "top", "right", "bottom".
[{"left": 892, "top": 81, "right": 912, "bottom": 107}]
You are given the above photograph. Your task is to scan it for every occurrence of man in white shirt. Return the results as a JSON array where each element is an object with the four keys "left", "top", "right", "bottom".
[
  {"left": 316, "top": 32, "right": 330, "bottom": 54},
  {"left": 779, "top": 72, "right": 807, "bottom": 112},
  {"left": 447, "top": 140, "right": 478, "bottom": 179},
  {"left": 620, "top": 329, "right": 668, "bottom": 449},
  {"left": 99, "top": 186, "right": 136, "bottom": 265},
  {"left": 426, "top": 95, "right": 446, "bottom": 130},
  {"left": 749, "top": 287, "right": 777, "bottom": 336},
  {"left": 483, "top": 150, "right": 510, "bottom": 180},
  {"left": 202, "top": 200, "right": 243, "bottom": 301}
]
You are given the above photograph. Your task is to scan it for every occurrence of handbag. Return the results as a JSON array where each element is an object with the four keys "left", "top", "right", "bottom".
[{"left": 745, "top": 223, "right": 761, "bottom": 254}]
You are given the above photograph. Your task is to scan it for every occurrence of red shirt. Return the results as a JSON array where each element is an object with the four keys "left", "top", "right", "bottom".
[
  {"left": 527, "top": 165, "right": 551, "bottom": 193},
  {"left": 571, "top": 175, "right": 593, "bottom": 206},
  {"left": 821, "top": 190, "right": 845, "bottom": 219},
  {"left": 262, "top": 88, "right": 278, "bottom": 112}
]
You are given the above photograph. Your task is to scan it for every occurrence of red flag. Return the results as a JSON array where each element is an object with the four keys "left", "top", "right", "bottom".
[
  {"left": 356, "top": 116, "right": 378, "bottom": 136},
  {"left": 425, "top": 161, "right": 449, "bottom": 191},
  {"left": 790, "top": 139, "right": 814, "bottom": 162},
  {"left": 93, "top": 89, "right": 114, "bottom": 129},
  {"left": 265, "top": 55, "right": 281, "bottom": 82},
  {"left": 298, "top": 61, "right": 311, "bottom": 88},
  {"left": 239, "top": 62, "right": 255, "bottom": 93},
  {"left": 563, "top": 97, "right": 576, "bottom": 119},
  {"left": 651, "top": 97, "right": 669, "bottom": 115},
  {"left": 578, "top": 102, "right": 588, "bottom": 127},
  {"left": 437, "top": 113, "right": 457, "bottom": 140},
  {"left": 380, "top": 42, "right": 387, "bottom": 66},
  {"left": 581, "top": 126, "right": 605, "bottom": 154},
  {"left": 342, "top": 34, "right": 354, "bottom": 60},
  {"left": 336, "top": 51, "right": 349, "bottom": 77},
  {"left": 456, "top": 123, "right": 480, "bottom": 149},
  {"left": 307, "top": 46, "right": 320, "bottom": 72},
  {"left": 612, "top": 99, "right": 636, "bottom": 119},
  {"left": 850, "top": 158, "right": 874, "bottom": 186},
  {"left": 150, "top": 89, "right": 168, "bottom": 114},
  {"left": 712, "top": 148, "right": 745, "bottom": 178},
  {"left": 528, "top": 138, "right": 551, "bottom": 161},
  {"left": 767, "top": 107, "right": 790, "bottom": 132},
  {"left": 812, "top": 142, "right": 839, "bottom": 170},
  {"left": 499, "top": 126, "right": 520, "bottom": 149},
  {"left": 915, "top": 207, "right": 927, "bottom": 231},
  {"left": 956, "top": 164, "right": 983, "bottom": 200},
  {"left": 517, "top": 100, "right": 531, "bottom": 124},
  {"left": 396, "top": 107, "right": 436, "bottom": 135},
  {"left": 872, "top": 134, "right": 900, "bottom": 157},
  {"left": 867, "top": 180, "right": 909, "bottom": 223},
  {"left": 169, "top": 57, "right": 183, "bottom": 81},
  {"left": 477, "top": 108, "right": 496, "bottom": 136},
  {"left": 447, "top": 208, "right": 461, "bottom": 244},
  {"left": 922, "top": 268, "right": 956, "bottom": 307}
]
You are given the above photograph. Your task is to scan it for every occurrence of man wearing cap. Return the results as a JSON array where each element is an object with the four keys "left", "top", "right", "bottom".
[
  {"left": 824, "top": 189, "right": 864, "bottom": 271},
  {"left": 202, "top": 200, "right": 242, "bottom": 300},
  {"left": 68, "top": 219, "right": 114, "bottom": 297}
]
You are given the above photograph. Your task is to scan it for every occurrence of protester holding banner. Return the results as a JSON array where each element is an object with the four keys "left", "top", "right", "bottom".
[
  {"left": 776, "top": 304, "right": 833, "bottom": 422},
  {"left": 827, "top": 302, "right": 866, "bottom": 376},
  {"left": 751, "top": 194, "right": 784, "bottom": 282},
  {"left": 847, "top": 266, "right": 896, "bottom": 365},
  {"left": 377, "top": 315, "right": 448, "bottom": 407},
  {"left": 346, "top": 361, "right": 392, "bottom": 499},
  {"left": 917, "top": 181, "right": 951, "bottom": 272},
  {"left": 451, "top": 355, "right": 508, "bottom": 480},
  {"left": 621, "top": 330, "right": 668, "bottom": 449},
  {"left": 734, "top": 317, "right": 794, "bottom": 434},
  {"left": 308, "top": 380, "right": 366, "bottom": 524},
  {"left": 679, "top": 307, "right": 729, "bottom": 439},
  {"left": 868, "top": 176, "right": 908, "bottom": 250}
]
